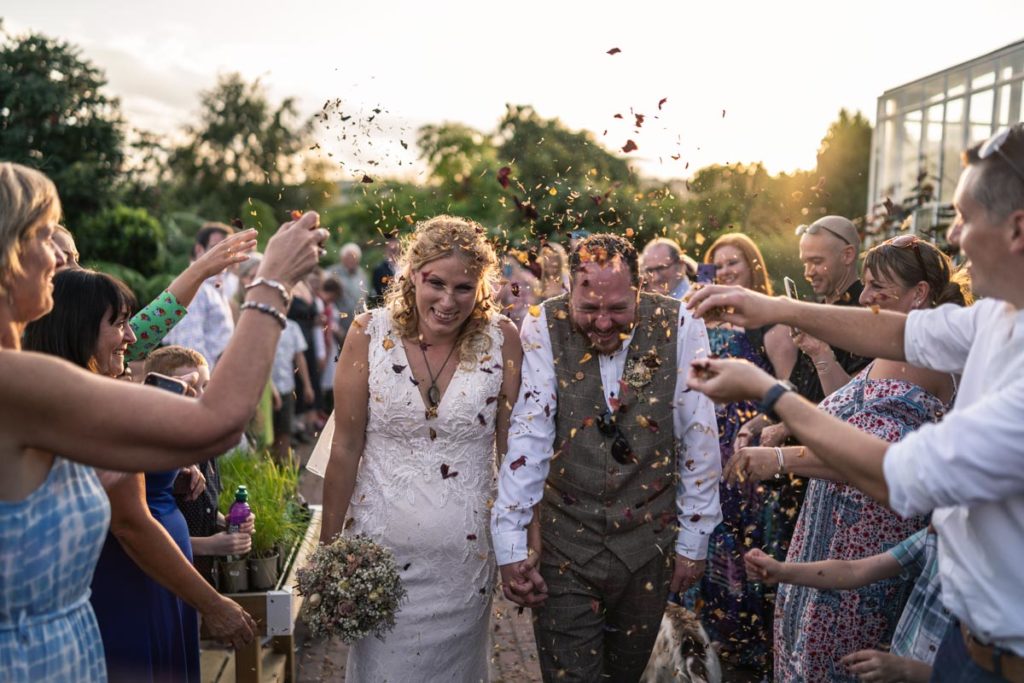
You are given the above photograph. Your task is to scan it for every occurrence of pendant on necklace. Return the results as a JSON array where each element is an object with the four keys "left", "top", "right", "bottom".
[{"left": 428, "top": 383, "right": 441, "bottom": 407}]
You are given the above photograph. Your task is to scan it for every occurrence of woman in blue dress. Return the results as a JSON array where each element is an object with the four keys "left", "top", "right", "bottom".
[
  {"left": 0, "top": 161, "right": 324, "bottom": 682},
  {"left": 690, "top": 233, "right": 798, "bottom": 676}
]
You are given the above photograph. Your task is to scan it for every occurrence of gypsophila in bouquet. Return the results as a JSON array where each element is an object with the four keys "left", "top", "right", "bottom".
[{"left": 296, "top": 535, "right": 406, "bottom": 642}]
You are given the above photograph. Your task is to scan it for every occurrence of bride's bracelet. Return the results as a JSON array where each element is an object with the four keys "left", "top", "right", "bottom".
[
  {"left": 245, "top": 277, "right": 291, "bottom": 307},
  {"left": 240, "top": 301, "right": 287, "bottom": 329}
]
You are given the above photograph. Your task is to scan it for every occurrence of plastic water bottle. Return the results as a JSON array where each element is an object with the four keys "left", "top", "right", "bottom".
[{"left": 226, "top": 485, "right": 251, "bottom": 561}]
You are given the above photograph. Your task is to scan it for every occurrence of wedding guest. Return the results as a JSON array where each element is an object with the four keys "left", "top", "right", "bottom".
[
  {"left": 718, "top": 237, "right": 964, "bottom": 681},
  {"left": 496, "top": 252, "right": 540, "bottom": 328},
  {"left": 327, "top": 242, "right": 369, "bottom": 334},
  {"left": 684, "top": 124, "right": 1024, "bottom": 682},
  {"left": 23, "top": 269, "right": 254, "bottom": 682},
  {"left": 53, "top": 225, "right": 257, "bottom": 363},
  {"left": 537, "top": 242, "right": 569, "bottom": 299},
  {"left": 641, "top": 236, "right": 697, "bottom": 299},
  {"left": 745, "top": 525, "right": 948, "bottom": 683},
  {"left": 145, "top": 346, "right": 256, "bottom": 585},
  {"left": 689, "top": 232, "right": 797, "bottom": 676},
  {"left": 162, "top": 223, "right": 238, "bottom": 368},
  {"left": 0, "top": 161, "right": 325, "bottom": 681},
  {"left": 370, "top": 236, "right": 399, "bottom": 307}
]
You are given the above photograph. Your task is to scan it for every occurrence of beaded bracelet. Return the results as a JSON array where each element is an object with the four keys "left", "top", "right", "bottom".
[
  {"left": 245, "top": 277, "right": 291, "bottom": 307},
  {"left": 240, "top": 301, "right": 287, "bottom": 329}
]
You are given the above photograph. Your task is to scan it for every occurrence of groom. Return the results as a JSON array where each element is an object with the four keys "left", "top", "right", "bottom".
[{"left": 492, "top": 233, "right": 722, "bottom": 681}]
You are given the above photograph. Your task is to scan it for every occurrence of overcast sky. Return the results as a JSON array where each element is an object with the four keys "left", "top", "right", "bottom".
[{"left": 4, "top": 1, "right": 1023, "bottom": 182}]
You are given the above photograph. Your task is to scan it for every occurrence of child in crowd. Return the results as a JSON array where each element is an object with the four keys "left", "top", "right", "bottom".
[
  {"left": 271, "top": 317, "right": 314, "bottom": 463},
  {"left": 745, "top": 526, "right": 949, "bottom": 683},
  {"left": 146, "top": 345, "right": 255, "bottom": 585}
]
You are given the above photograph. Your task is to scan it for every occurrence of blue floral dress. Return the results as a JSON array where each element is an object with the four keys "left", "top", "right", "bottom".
[
  {"left": 0, "top": 458, "right": 110, "bottom": 682},
  {"left": 689, "top": 326, "right": 790, "bottom": 674},
  {"left": 774, "top": 365, "right": 944, "bottom": 682}
]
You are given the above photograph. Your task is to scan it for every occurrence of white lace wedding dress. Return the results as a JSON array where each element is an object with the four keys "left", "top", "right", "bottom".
[{"left": 343, "top": 310, "right": 503, "bottom": 682}]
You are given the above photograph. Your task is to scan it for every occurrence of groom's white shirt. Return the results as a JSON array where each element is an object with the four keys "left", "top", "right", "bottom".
[{"left": 491, "top": 303, "right": 722, "bottom": 566}]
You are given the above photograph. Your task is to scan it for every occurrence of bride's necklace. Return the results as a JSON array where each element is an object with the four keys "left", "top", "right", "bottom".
[{"left": 420, "top": 340, "right": 458, "bottom": 411}]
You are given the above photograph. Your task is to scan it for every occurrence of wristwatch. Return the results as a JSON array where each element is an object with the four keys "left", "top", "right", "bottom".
[{"left": 758, "top": 380, "right": 796, "bottom": 423}]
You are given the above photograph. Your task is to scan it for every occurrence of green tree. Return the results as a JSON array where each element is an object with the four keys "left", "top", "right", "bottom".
[
  {"left": 812, "top": 109, "right": 873, "bottom": 219},
  {"left": 76, "top": 204, "right": 166, "bottom": 276},
  {"left": 165, "top": 73, "right": 334, "bottom": 220},
  {"left": 0, "top": 27, "right": 125, "bottom": 227}
]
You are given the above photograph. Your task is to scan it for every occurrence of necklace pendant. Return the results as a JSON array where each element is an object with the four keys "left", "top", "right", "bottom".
[{"left": 427, "top": 384, "right": 441, "bottom": 407}]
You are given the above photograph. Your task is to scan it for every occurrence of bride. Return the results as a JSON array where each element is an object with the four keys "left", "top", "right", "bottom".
[{"left": 318, "top": 216, "right": 522, "bottom": 682}]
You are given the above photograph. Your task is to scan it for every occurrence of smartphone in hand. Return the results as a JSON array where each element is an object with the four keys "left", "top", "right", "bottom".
[
  {"left": 783, "top": 276, "right": 799, "bottom": 300},
  {"left": 696, "top": 263, "right": 718, "bottom": 285},
  {"left": 783, "top": 277, "right": 802, "bottom": 336},
  {"left": 144, "top": 372, "right": 188, "bottom": 395}
]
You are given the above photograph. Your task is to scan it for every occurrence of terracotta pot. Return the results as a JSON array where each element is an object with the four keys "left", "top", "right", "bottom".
[
  {"left": 219, "top": 558, "right": 250, "bottom": 593},
  {"left": 249, "top": 552, "right": 280, "bottom": 591}
]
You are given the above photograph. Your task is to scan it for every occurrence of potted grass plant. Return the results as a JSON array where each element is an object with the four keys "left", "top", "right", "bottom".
[
  {"left": 247, "top": 456, "right": 303, "bottom": 590},
  {"left": 218, "top": 451, "right": 304, "bottom": 591}
]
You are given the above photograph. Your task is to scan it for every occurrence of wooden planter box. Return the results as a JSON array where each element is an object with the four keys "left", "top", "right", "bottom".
[{"left": 201, "top": 505, "right": 322, "bottom": 683}]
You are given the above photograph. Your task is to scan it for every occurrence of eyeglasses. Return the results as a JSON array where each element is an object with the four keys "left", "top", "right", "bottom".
[
  {"left": 979, "top": 127, "right": 1024, "bottom": 184},
  {"left": 643, "top": 261, "right": 678, "bottom": 276},
  {"left": 795, "top": 223, "right": 853, "bottom": 246},
  {"left": 596, "top": 410, "right": 634, "bottom": 465},
  {"left": 883, "top": 234, "right": 929, "bottom": 280}
]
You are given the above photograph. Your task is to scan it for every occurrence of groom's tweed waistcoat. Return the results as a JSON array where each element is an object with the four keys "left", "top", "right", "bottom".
[{"left": 540, "top": 292, "right": 681, "bottom": 573}]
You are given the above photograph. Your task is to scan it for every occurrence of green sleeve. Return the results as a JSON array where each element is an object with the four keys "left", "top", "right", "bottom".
[{"left": 127, "top": 290, "right": 188, "bottom": 362}]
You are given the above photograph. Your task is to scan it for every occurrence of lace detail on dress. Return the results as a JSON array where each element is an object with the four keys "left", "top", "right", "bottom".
[{"left": 343, "top": 309, "right": 505, "bottom": 682}]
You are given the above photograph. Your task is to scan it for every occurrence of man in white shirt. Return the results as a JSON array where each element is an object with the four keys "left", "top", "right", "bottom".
[
  {"left": 641, "top": 237, "right": 697, "bottom": 300},
  {"left": 326, "top": 242, "right": 369, "bottom": 333},
  {"left": 685, "top": 123, "right": 1024, "bottom": 682},
  {"left": 162, "top": 223, "right": 235, "bottom": 367},
  {"left": 492, "top": 234, "right": 721, "bottom": 681}
]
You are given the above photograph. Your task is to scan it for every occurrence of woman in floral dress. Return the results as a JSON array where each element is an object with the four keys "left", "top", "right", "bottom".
[
  {"left": 724, "top": 237, "right": 968, "bottom": 681},
  {"left": 691, "top": 233, "right": 798, "bottom": 676}
]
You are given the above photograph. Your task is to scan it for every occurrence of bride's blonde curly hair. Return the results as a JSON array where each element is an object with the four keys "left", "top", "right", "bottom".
[{"left": 384, "top": 215, "right": 499, "bottom": 366}]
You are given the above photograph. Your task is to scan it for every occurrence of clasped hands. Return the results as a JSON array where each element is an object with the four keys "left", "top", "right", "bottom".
[{"left": 499, "top": 552, "right": 707, "bottom": 608}]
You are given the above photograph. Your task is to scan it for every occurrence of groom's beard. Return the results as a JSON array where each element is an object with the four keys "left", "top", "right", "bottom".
[{"left": 569, "top": 315, "right": 636, "bottom": 355}]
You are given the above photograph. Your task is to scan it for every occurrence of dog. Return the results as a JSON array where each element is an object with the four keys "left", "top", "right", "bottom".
[{"left": 640, "top": 602, "right": 722, "bottom": 683}]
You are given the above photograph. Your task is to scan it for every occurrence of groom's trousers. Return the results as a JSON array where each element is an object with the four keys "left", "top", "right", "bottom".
[{"left": 532, "top": 543, "right": 673, "bottom": 682}]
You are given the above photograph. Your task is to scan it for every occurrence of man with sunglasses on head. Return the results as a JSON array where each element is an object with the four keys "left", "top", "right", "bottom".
[
  {"left": 491, "top": 233, "right": 721, "bottom": 682},
  {"left": 685, "top": 123, "right": 1024, "bottom": 683},
  {"left": 790, "top": 215, "right": 872, "bottom": 405}
]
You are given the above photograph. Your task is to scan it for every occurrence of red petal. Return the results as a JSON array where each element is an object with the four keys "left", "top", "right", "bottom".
[
  {"left": 509, "top": 455, "right": 527, "bottom": 471},
  {"left": 606, "top": 47, "right": 621, "bottom": 55},
  {"left": 621, "top": 139, "right": 638, "bottom": 154}
]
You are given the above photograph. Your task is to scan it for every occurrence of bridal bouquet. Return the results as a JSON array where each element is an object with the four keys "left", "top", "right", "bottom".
[{"left": 297, "top": 535, "right": 407, "bottom": 642}]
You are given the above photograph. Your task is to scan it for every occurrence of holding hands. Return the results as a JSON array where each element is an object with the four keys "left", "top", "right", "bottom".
[
  {"left": 671, "top": 556, "right": 706, "bottom": 593},
  {"left": 499, "top": 553, "right": 548, "bottom": 608}
]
